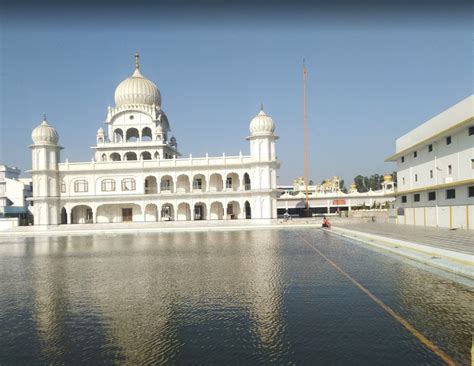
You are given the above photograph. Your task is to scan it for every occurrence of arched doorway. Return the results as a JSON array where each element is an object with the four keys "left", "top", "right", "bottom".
[
  {"left": 209, "top": 173, "right": 223, "bottom": 192},
  {"left": 60, "top": 207, "right": 68, "bottom": 224},
  {"left": 160, "top": 175, "right": 174, "bottom": 192},
  {"left": 194, "top": 202, "right": 207, "bottom": 220},
  {"left": 161, "top": 203, "right": 174, "bottom": 221},
  {"left": 227, "top": 201, "right": 241, "bottom": 220},
  {"left": 226, "top": 173, "right": 240, "bottom": 191},
  {"left": 71, "top": 205, "right": 93, "bottom": 224},
  {"left": 243, "top": 173, "right": 251, "bottom": 191},
  {"left": 176, "top": 175, "right": 191, "bottom": 193},
  {"left": 145, "top": 204, "right": 158, "bottom": 222},
  {"left": 245, "top": 201, "right": 251, "bottom": 219},
  {"left": 177, "top": 202, "right": 191, "bottom": 221},
  {"left": 144, "top": 176, "right": 157, "bottom": 194},
  {"left": 210, "top": 201, "right": 224, "bottom": 220}
]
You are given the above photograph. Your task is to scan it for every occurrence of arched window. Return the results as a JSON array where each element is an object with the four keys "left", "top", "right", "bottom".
[
  {"left": 141, "top": 151, "right": 152, "bottom": 160},
  {"left": 110, "top": 153, "right": 121, "bottom": 161},
  {"left": 114, "top": 129, "right": 123, "bottom": 143},
  {"left": 126, "top": 128, "right": 139, "bottom": 142},
  {"left": 74, "top": 179, "right": 88, "bottom": 193},
  {"left": 121, "top": 178, "right": 136, "bottom": 191},
  {"left": 142, "top": 127, "right": 152, "bottom": 141},
  {"left": 101, "top": 153, "right": 107, "bottom": 161},
  {"left": 244, "top": 173, "right": 251, "bottom": 190},
  {"left": 124, "top": 152, "right": 137, "bottom": 161},
  {"left": 101, "top": 179, "right": 116, "bottom": 192},
  {"left": 154, "top": 151, "right": 160, "bottom": 160}
]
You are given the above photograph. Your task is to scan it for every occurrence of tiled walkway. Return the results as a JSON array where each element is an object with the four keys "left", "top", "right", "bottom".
[{"left": 338, "top": 222, "right": 474, "bottom": 255}]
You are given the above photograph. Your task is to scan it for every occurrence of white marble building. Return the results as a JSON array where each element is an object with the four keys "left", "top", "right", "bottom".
[
  {"left": 385, "top": 95, "right": 474, "bottom": 230},
  {"left": 29, "top": 54, "right": 280, "bottom": 225}
]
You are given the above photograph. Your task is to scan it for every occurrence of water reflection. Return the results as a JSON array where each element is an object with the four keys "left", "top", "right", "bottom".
[
  {"left": 0, "top": 230, "right": 472, "bottom": 365},
  {"left": 18, "top": 230, "right": 288, "bottom": 364}
]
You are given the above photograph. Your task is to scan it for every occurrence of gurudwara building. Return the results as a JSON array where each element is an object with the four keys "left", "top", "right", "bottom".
[{"left": 29, "top": 54, "right": 280, "bottom": 225}]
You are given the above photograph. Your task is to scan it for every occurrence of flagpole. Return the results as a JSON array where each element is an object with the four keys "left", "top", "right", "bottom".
[{"left": 303, "top": 60, "right": 309, "bottom": 215}]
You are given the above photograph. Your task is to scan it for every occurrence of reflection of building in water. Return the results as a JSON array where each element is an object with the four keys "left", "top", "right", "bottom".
[
  {"left": 278, "top": 175, "right": 395, "bottom": 216},
  {"left": 28, "top": 53, "right": 280, "bottom": 226},
  {"left": 26, "top": 231, "right": 287, "bottom": 363},
  {"left": 393, "top": 264, "right": 473, "bottom": 364}
]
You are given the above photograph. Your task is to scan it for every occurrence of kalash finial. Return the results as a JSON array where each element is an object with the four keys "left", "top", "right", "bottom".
[
  {"left": 41, "top": 113, "right": 48, "bottom": 126},
  {"left": 260, "top": 102, "right": 264, "bottom": 111},
  {"left": 135, "top": 51, "right": 140, "bottom": 69}
]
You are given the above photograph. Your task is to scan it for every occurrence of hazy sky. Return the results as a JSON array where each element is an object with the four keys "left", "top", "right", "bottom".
[{"left": 0, "top": 1, "right": 472, "bottom": 184}]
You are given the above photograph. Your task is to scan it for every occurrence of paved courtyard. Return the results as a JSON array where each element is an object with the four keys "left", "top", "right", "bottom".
[{"left": 338, "top": 222, "right": 474, "bottom": 255}]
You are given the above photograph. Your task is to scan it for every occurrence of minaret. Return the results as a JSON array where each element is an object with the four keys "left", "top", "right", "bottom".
[
  {"left": 248, "top": 104, "right": 278, "bottom": 167},
  {"left": 30, "top": 115, "right": 62, "bottom": 225},
  {"left": 247, "top": 106, "right": 279, "bottom": 219}
]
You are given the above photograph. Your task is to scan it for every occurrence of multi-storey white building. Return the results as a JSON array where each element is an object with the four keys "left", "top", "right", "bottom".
[
  {"left": 29, "top": 54, "right": 280, "bottom": 225},
  {"left": 0, "top": 165, "right": 32, "bottom": 226},
  {"left": 386, "top": 95, "right": 474, "bottom": 230}
]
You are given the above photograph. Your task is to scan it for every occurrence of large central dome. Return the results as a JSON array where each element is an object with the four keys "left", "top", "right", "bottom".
[{"left": 114, "top": 53, "right": 162, "bottom": 107}]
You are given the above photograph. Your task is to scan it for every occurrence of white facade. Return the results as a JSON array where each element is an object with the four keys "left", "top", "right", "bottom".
[
  {"left": 386, "top": 95, "right": 474, "bottom": 230},
  {"left": 0, "top": 165, "right": 32, "bottom": 218},
  {"left": 29, "top": 54, "right": 280, "bottom": 225}
]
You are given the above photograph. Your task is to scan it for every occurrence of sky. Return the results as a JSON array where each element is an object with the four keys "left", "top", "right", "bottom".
[{"left": 0, "top": 1, "right": 472, "bottom": 185}]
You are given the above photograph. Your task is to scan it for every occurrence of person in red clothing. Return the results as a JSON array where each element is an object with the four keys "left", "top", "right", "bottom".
[{"left": 322, "top": 216, "right": 331, "bottom": 229}]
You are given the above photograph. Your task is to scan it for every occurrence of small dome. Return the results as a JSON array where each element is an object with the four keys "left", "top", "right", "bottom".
[
  {"left": 250, "top": 108, "right": 275, "bottom": 135},
  {"left": 32, "top": 117, "right": 59, "bottom": 145},
  {"left": 384, "top": 174, "right": 393, "bottom": 182},
  {"left": 97, "top": 127, "right": 105, "bottom": 135},
  {"left": 114, "top": 53, "right": 161, "bottom": 107}
]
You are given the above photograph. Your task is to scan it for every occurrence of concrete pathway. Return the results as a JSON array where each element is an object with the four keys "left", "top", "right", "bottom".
[
  {"left": 331, "top": 223, "right": 474, "bottom": 282},
  {"left": 337, "top": 222, "right": 474, "bottom": 255}
]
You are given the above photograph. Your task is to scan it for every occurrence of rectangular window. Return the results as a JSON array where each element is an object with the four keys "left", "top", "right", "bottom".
[
  {"left": 413, "top": 151, "right": 417, "bottom": 158},
  {"left": 401, "top": 156, "right": 405, "bottom": 163},
  {"left": 471, "top": 159, "right": 474, "bottom": 169},
  {"left": 446, "top": 136, "right": 451, "bottom": 145},
  {"left": 402, "top": 177, "right": 405, "bottom": 184},
  {"left": 468, "top": 186, "right": 474, "bottom": 197},
  {"left": 74, "top": 180, "right": 88, "bottom": 193},
  {"left": 428, "top": 191, "right": 436, "bottom": 201},
  {"left": 101, "top": 179, "right": 115, "bottom": 192},
  {"left": 122, "top": 178, "right": 136, "bottom": 191},
  {"left": 401, "top": 196, "right": 407, "bottom": 203},
  {"left": 429, "top": 170, "right": 433, "bottom": 179},
  {"left": 428, "top": 144, "right": 433, "bottom": 152},
  {"left": 448, "top": 165, "right": 452, "bottom": 175},
  {"left": 61, "top": 182, "right": 66, "bottom": 193},
  {"left": 414, "top": 174, "right": 418, "bottom": 182},
  {"left": 226, "top": 177, "right": 232, "bottom": 189},
  {"left": 446, "top": 189, "right": 456, "bottom": 199},
  {"left": 469, "top": 126, "right": 474, "bottom": 136},
  {"left": 414, "top": 194, "right": 420, "bottom": 202}
]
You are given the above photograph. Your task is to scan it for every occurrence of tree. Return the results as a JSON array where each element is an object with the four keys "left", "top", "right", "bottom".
[
  {"left": 339, "top": 179, "right": 347, "bottom": 193},
  {"left": 354, "top": 175, "right": 367, "bottom": 192}
]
